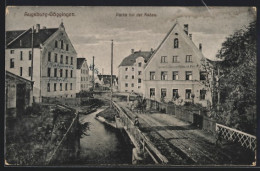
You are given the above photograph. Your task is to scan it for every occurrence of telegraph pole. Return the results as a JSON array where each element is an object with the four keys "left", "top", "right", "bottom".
[
  {"left": 217, "top": 65, "right": 220, "bottom": 111},
  {"left": 92, "top": 56, "right": 95, "bottom": 90},
  {"left": 31, "top": 26, "right": 34, "bottom": 81},
  {"left": 110, "top": 40, "right": 113, "bottom": 107}
]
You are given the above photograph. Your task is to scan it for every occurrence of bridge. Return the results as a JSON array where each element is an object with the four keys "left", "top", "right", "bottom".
[{"left": 111, "top": 101, "right": 256, "bottom": 165}]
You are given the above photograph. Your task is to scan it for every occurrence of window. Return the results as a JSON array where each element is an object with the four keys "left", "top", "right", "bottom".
[
  {"left": 54, "top": 68, "right": 57, "bottom": 77},
  {"left": 54, "top": 83, "right": 57, "bottom": 91},
  {"left": 138, "top": 86, "right": 141, "bottom": 89},
  {"left": 70, "top": 83, "right": 72, "bottom": 90},
  {"left": 200, "top": 71, "right": 207, "bottom": 80},
  {"left": 65, "top": 83, "right": 68, "bottom": 91},
  {"left": 60, "top": 83, "right": 62, "bottom": 91},
  {"left": 200, "top": 90, "right": 206, "bottom": 100},
  {"left": 150, "top": 88, "right": 155, "bottom": 97},
  {"left": 71, "top": 57, "right": 73, "bottom": 65},
  {"left": 150, "top": 72, "right": 155, "bottom": 80},
  {"left": 81, "top": 77, "right": 83, "bottom": 81},
  {"left": 28, "top": 67, "right": 32, "bottom": 76},
  {"left": 161, "top": 88, "right": 167, "bottom": 98},
  {"left": 174, "top": 38, "right": 179, "bottom": 48},
  {"left": 66, "top": 44, "right": 69, "bottom": 51},
  {"left": 161, "top": 56, "right": 167, "bottom": 63},
  {"left": 70, "top": 70, "right": 73, "bottom": 78},
  {"left": 138, "top": 78, "right": 141, "bottom": 83},
  {"left": 10, "top": 58, "right": 14, "bottom": 68},
  {"left": 173, "top": 56, "right": 179, "bottom": 63},
  {"left": 55, "top": 40, "right": 58, "bottom": 48},
  {"left": 55, "top": 53, "right": 58, "bottom": 62},
  {"left": 186, "top": 55, "right": 192, "bottom": 63},
  {"left": 172, "top": 71, "right": 179, "bottom": 80},
  {"left": 60, "top": 55, "right": 63, "bottom": 64},
  {"left": 60, "top": 69, "right": 63, "bottom": 77},
  {"left": 125, "top": 83, "right": 128, "bottom": 87},
  {"left": 48, "top": 68, "right": 51, "bottom": 77},
  {"left": 132, "top": 75, "right": 134, "bottom": 79},
  {"left": 125, "top": 75, "right": 128, "bottom": 79},
  {"left": 125, "top": 68, "right": 128, "bottom": 71},
  {"left": 20, "top": 67, "right": 23, "bottom": 76},
  {"left": 131, "top": 83, "right": 134, "bottom": 87},
  {"left": 173, "top": 89, "right": 179, "bottom": 98},
  {"left": 138, "top": 71, "right": 142, "bottom": 75},
  {"left": 47, "top": 83, "right": 50, "bottom": 92},
  {"left": 138, "top": 62, "right": 142, "bottom": 67},
  {"left": 29, "top": 51, "right": 32, "bottom": 60},
  {"left": 66, "top": 56, "right": 68, "bottom": 64},
  {"left": 185, "top": 89, "right": 192, "bottom": 99},
  {"left": 48, "top": 52, "right": 51, "bottom": 62},
  {"left": 20, "top": 51, "right": 23, "bottom": 60},
  {"left": 186, "top": 71, "right": 192, "bottom": 80},
  {"left": 161, "top": 71, "right": 168, "bottom": 80},
  {"left": 10, "top": 50, "right": 14, "bottom": 54},
  {"left": 65, "top": 69, "right": 68, "bottom": 78},
  {"left": 60, "top": 40, "right": 64, "bottom": 49},
  {"left": 132, "top": 67, "right": 134, "bottom": 71}
]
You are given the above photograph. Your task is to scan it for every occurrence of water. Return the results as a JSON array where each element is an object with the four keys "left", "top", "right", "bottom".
[{"left": 73, "top": 107, "right": 133, "bottom": 165}]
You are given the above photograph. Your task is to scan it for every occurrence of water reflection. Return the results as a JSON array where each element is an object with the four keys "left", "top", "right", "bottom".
[{"left": 75, "top": 107, "right": 133, "bottom": 165}]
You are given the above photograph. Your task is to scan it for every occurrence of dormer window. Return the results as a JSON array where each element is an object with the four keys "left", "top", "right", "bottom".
[{"left": 174, "top": 38, "right": 179, "bottom": 48}]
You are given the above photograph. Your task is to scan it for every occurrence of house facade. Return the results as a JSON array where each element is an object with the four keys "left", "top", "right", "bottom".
[
  {"left": 118, "top": 49, "right": 153, "bottom": 94},
  {"left": 76, "top": 58, "right": 90, "bottom": 93},
  {"left": 118, "top": 22, "right": 213, "bottom": 107},
  {"left": 5, "top": 22, "right": 77, "bottom": 102}
]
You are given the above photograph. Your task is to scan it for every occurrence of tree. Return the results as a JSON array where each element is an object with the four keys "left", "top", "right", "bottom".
[{"left": 213, "top": 21, "right": 256, "bottom": 134}]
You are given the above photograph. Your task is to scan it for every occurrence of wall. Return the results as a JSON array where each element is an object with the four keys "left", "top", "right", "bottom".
[
  {"left": 144, "top": 23, "right": 211, "bottom": 106},
  {"left": 40, "top": 28, "right": 77, "bottom": 99}
]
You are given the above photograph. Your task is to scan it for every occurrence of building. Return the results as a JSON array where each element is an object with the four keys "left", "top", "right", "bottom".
[
  {"left": 76, "top": 58, "right": 90, "bottom": 92},
  {"left": 5, "top": 22, "right": 77, "bottom": 102},
  {"left": 118, "top": 49, "right": 153, "bottom": 94},
  {"left": 118, "top": 21, "right": 213, "bottom": 107},
  {"left": 5, "top": 71, "right": 33, "bottom": 117},
  {"left": 97, "top": 74, "right": 118, "bottom": 90}
]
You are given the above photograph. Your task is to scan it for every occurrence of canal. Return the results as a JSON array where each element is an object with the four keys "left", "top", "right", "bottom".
[{"left": 71, "top": 106, "right": 133, "bottom": 165}]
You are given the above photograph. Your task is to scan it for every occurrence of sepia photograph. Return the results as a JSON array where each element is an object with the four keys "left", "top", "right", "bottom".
[{"left": 4, "top": 6, "right": 257, "bottom": 166}]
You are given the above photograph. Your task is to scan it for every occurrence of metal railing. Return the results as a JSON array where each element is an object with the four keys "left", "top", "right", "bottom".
[
  {"left": 216, "top": 123, "right": 257, "bottom": 151},
  {"left": 112, "top": 101, "right": 168, "bottom": 164}
]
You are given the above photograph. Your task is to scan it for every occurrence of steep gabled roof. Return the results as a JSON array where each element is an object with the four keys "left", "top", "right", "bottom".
[
  {"left": 119, "top": 51, "right": 153, "bottom": 67},
  {"left": 145, "top": 21, "right": 207, "bottom": 69},
  {"left": 77, "top": 58, "right": 86, "bottom": 69},
  {"left": 6, "top": 28, "right": 58, "bottom": 48}
]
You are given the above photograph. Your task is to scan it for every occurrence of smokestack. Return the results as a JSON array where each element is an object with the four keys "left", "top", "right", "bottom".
[
  {"left": 36, "top": 24, "right": 40, "bottom": 33},
  {"left": 151, "top": 48, "right": 153, "bottom": 53},
  {"left": 131, "top": 49, "right": 134, "bottom": 54},
  {"left": 199, "top": 43, "right": 202, "bottom": 51},
  {"left": 189, "top": 34, "right": 192, "bottom": 40},
  {"left": 184, "top": 24, "right": 188, "bottom": 35}
]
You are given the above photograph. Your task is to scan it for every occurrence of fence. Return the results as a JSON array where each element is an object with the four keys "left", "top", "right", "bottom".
[
  {"left": 216, "top": 123, "right": 256, "bottom": 151},
  {"left": 112, "top": 101, "right": 168, "bottom": 164},
  {"left": 46, "top": 104, "right": 80, "bottom": 165},
  {"left": 42, "top": 97, "right": 90, "bottom": 106}
]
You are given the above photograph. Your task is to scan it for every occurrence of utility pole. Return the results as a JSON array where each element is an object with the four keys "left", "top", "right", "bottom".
[
  {"left": 31, "top": 26, "right": 34, "bottom": 81},
  {"left": 110, "top": 40, "right": 113, "bottom": 107},
  {"left": 217, "top": 65, "right": 220, "bottom": 111},
  {"left": 92, "top": 56, "right": 95, "bottom": 90}
]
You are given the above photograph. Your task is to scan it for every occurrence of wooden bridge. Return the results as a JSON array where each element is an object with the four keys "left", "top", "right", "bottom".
[{"left": 111, "top": 100, "right": 256, "bottom": 165}]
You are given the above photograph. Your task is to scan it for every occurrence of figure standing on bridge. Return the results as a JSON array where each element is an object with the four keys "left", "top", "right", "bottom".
[
  {"left": 134, "top": 116, "right": 140, "bottom": 127},
  {"left": 215, "top": 127, "right": 223, "bottom": 147}
]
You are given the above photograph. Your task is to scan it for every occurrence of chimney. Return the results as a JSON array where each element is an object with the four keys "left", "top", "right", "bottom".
[
  {"left": 151, "top": 48, "right": 153, "bottom": 53},
  {"left": 42, "top": 26, "right": 47, "bottom": 29},
  {"left": 184, "top": 24, "right": 188, "bottom": 35},
  {"left": 36, "top": 24, "right": 40, "bottom": 33},
  {"left": 131, "top": 49, "right": 134, "bottom": 54},
  {"left": 189, "top": 34, "right": 192, "bottom": 40},
  {"left": 199, "top": 43, "right": 202, "bottom": 51}
]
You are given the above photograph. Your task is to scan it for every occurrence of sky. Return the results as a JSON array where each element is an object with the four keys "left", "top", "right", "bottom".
[{"left": 6, "top": 6, "right": 256, "bottom": 75}]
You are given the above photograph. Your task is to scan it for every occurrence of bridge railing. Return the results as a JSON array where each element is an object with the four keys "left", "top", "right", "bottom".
[
  {"left": 216, "top": 123, "right": 257, "bottom": 151},
  {"left": 112, "top": 101, "right": 168, "bottom": 164}
]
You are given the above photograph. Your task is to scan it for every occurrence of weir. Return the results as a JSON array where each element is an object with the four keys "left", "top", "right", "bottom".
[{"left": 111, "top": 101, "right": 168, "bottom": 164}]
